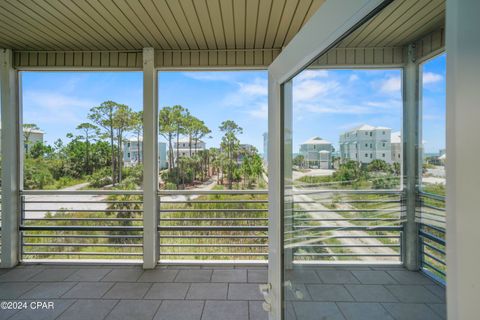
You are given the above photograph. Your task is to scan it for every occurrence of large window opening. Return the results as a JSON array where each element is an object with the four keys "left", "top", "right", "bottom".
[
  {"left": 285, "top": 67, "right": 404, "bottom": 270},
  {"left": 20, "top": 71, "right": 143, "bottom": 261},
  {"left": 157, "top": 71, "right": 269, "bottom": 261},
  {"left": 418, "top": 53, "right": 447, "bottom": 281}
]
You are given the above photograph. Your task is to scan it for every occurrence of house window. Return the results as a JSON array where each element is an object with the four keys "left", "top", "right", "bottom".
[
  {"left": 370, "top": 153, "right": 373, "bottom": 158},
  {"left": 365, "top": 143, "right": 368, "bottom": 147},
  {"left": 383, "top": 143, "right": 385, "bottom": 147},
  {"left": 383, "top": 131, "right": 385, "bottom": 135},
  {"left": 365, "top": 153, "right": 368, "bottom": 157},
  {"left": 382, "top": 153, "right": 385, "bottom": 157},
  {"left": 128, "top": 153, "right": 130, "bottom": 158},
  {"left": 370, "top": 132, "right": 373, "bottom": 136}
]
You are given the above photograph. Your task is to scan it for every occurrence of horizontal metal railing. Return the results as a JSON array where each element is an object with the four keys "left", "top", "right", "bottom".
[
  {"left": 20, "top": 190, "right": 143, "bottom": 260},
  {"left": 286, "top": 189, "right": 404, "bottom": 262},
  {"left": 157, "top": 189, "right": 268, "bottom": 261},
  {"left": 18, "top": 188, "right": 406, "bottom": 264},
  {"left": 417, "top": 191, "right": 446, "bottom": 283}
]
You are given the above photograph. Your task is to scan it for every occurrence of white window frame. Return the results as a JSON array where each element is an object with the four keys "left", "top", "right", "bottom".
[{"left": 266, "top": 1, "right": 389, "bottom": 319}]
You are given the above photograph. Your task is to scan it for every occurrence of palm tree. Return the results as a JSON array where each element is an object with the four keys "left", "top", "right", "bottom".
[
  {"left": 88, "top": 101, "right": 119, "bottom": 185},
  {"left": 219, "top": 120, "right": 242, "bottom": 189},
  {"left": 76, "top": 122, "right": 99, "bottom": 174},
  {"left": 159, "top": 106, "right": 176, "bottom": 172}
]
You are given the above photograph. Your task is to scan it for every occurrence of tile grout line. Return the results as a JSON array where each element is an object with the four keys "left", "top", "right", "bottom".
[
  {"left": 101, "top": 299, "right": 122, "bottom": 320},
  {"left": 150, "top": 299, "right": 164, "bottom": 320}
]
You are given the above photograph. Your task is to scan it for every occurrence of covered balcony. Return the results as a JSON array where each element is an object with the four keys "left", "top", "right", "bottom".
[{"left": 0, "top": 0, "right": 478, "bottom": 319}]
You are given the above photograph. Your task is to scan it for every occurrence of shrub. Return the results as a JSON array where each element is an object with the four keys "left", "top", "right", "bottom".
[
  {"left": 24, "top": 159, "right": 55, "bottom": 189},
  {"left": 89, "top": 168, "right": 113, "bottom": 188}
]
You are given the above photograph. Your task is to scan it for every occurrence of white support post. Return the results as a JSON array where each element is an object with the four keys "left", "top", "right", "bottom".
[
  {"left": 142, "top": 48, "right": 159, "bottom": 269},
  {"left": 267, "top": 73, "right": 283, "bottom": 320},
  {"left": 402, "top": 44, "right": 420, "bottom": 271},
  {"left": 283, "top": 80, "right": 293, "bottom": 271},
  {"left": 1, "top": 49, "right": 21, "bottom": 268},
  {"left": 446, "top": 0, "right": 480, "bottom": 318}
]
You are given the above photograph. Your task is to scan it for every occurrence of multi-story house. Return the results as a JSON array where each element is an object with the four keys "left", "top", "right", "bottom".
[
  {"left": 299, "top": 136, "right": 334, "bottom": 169},
  {"left": 173, "top": 139, "right": 206, "bottom": 160},
  {"left": 391, "top": 131, "right": 402, "bottom": 163},
  {"left": 0, "top": 126, "right": 45, "bottom": 153},
  {"left": 339, "top": 125, "right": 392, "bottom": 164},
  {"left": 123, "top": 137, "right": 167, "bottom": 169}
]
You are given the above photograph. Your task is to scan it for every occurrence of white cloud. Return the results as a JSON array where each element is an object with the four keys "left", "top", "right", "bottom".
[
  {"left": 238, "top": 78, "right": 267, "bottom": 96},
  {"left": 293, "top": 80, "right": 339, "bottom": 103},
  {"left": 182, "top": 72, "right": 237, "bottom": 82},
  {"left": 248, "top": 103, "right": 268, "bottom": 119},
  {"left": 379, "top": 76, "right": 401, "bottom": 93},
  {"left": 300, "top": 103, "right": 376, "bottom": 115},
  {"left": 423, "top": 72, "right": 443, "bottom": 84},
  {"left": 22, "top": 91, "right": 96, "bottom": 125},
  {"left": 23, "top": 91, "right": 95, "bottom": 110},
  {"left": 295, "top": 70, "right": 329, "bottom": 81},
  {"left": 349, "top": 74, "right": 359, "bottom": 82}
]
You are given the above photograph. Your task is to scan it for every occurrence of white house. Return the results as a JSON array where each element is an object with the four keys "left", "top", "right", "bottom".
[
  {"left": 339, "top": 125, "right": 392, "bottom": 164},
  {"left": 123, "top": 137, "right": 167, "bottom": 169},
  {"left": 391, "top": 131, "right": 402, "bottom": 163},
  {"left": 0, "top": 126, "right": 44, "bottom": 153},
  {"left": 173, "top": 139, "right": 206, "bottom": 160},
  {"left": 299, "top": 136, "right": 334, "bottom": 169}
]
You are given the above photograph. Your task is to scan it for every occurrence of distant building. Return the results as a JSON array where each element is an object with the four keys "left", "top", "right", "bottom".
[
  {"left": 391, "top": 131, "right": 402, "bottom": 163},
  {"left": 0, "top": 126, "right": 45, "bottom": 153},
  {"left": 238, "top": 144, "right": 257, "bottom": 163},
  {"left": 123, "top": 137, "right": 167, "bottom": 169},
  {"left": 173, "top": 139, "right": 206, "bottom": 160},
  {"left": 299, "top": 136, "right": 334, "bottom": 169},
  {"left": 339, "top": 124, "right": 392, "bottom": 164},
  {"left": 263, "top": 132, "right": 268, "bottom": 163}
]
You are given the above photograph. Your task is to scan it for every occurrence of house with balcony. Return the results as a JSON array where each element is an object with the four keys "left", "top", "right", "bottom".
[
  {"left": 340, "top": 124, "right": 392, "bottom": 164},
  {"left": 0, "top": 1, "right": 478, "bottom": 319},
  {"left": 299, "top": 136, "right": 334, "bottom": 169},
  {"left": 173, "top": 139, "right": 206, "bottom": 159}
]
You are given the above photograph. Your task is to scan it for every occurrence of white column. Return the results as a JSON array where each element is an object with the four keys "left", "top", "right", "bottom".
[
  {"left": 283, "top": 80, "right": 293, "bottom": 270},
  {"left": 0, "top": 49, "right": 21, "bottom": 268},
  {"left": 267, "top": 73, "right": 283, "bottom": 320},
  {"left": 446, "top": 0, "right": 480, "bottom": 318},
  {"left": 142, "top": 48, "right": 159, "bottom": 269},
  {"left": 402, "top": 44, "right": 420, "bottom": 271}
]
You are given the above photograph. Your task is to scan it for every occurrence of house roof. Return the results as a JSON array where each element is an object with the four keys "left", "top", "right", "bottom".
[
  {"left": 346, "top": 124, "right": 392, "bottom": 132},
  {"left": 302, "top": 136, "right": 331, "bottom": 145}
]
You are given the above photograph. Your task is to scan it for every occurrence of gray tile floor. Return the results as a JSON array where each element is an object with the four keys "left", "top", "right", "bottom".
[{"left": 0, "top": 265, "right": 445, "bottom": 320}]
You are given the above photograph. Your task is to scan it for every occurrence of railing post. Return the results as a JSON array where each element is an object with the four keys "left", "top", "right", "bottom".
[
  {"left": 142, "top": 48, "right": 159, "bottom": 269},
  {"left": 1, "top": 49, "right": 21, "bottom": 268},
  {"left": 402, "top": 44, "right": 420, "bottom": 271}
]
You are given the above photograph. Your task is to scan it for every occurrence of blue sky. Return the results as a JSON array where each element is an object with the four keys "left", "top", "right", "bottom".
[
  {"left": 21, "top": 54, "right": 445, "bottom": 154},
  {"left": 421, "top": 54, "right": 446, "bottom": 153}
]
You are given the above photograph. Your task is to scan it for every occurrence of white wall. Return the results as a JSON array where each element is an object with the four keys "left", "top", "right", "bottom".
[{"left": 446, "top": 0, "right": 480, "bottom": 318}]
